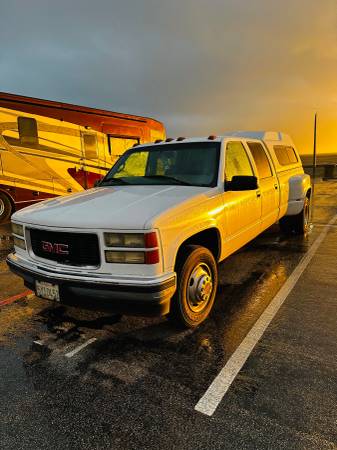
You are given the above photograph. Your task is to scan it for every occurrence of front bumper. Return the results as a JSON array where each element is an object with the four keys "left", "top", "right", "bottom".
[{"left": 6, "top": 253, "right": 176, "bottom": 316}]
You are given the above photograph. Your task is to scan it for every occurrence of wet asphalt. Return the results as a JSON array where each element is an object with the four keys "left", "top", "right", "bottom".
[{"left": 0, "top": 182, "right": 336, "bottom": 450}]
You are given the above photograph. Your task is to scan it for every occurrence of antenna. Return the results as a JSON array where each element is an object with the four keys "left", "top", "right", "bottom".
[
  {"left": 311, "top": 112, "right": 318, "bottom": 223},
  {"left": 313, "top": 113, "right": 317, "bottom": 181}
]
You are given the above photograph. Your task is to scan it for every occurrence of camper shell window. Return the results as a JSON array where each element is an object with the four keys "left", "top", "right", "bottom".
[{"left": 274, "top": 145, "right": 298, "bottom": 166}]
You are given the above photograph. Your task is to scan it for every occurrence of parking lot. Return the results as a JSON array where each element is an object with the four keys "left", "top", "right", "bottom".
[{"left": 1, "top": 182, "right": 337, "bottom": 450}]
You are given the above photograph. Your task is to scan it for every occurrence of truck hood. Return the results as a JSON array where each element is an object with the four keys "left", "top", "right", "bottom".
[{"left": 13, "top": 185, "right": 213, "bottom": 229}]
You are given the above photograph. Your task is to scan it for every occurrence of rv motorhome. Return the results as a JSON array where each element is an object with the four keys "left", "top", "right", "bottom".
[{"left": 0, "top": 92, "right": 165, "bottom": 222}]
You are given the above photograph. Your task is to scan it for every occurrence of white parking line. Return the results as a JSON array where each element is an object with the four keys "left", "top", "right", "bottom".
[
  {"left": 65, "top": 338, "right": 97, "bottom": 358},
  {"left": 195, "top": 214, "right": 337, "bottom": 416}
]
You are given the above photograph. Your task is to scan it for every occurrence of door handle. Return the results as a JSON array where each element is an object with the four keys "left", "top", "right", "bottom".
[
  {"left": 256, "top": 191, "right": 261, "bottom": 198},
  {"left": 274, "top": 184, "right": 278, "bottom": 190}
]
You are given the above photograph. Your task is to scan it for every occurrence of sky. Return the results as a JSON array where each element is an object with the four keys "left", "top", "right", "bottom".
[{"left": 1, "top": 0, "right": 337, "bottom": 154}]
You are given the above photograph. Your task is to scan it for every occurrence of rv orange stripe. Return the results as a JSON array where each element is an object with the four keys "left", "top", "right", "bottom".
[{"left": 0, "top": 290, "right": 33, "bottom": 307}]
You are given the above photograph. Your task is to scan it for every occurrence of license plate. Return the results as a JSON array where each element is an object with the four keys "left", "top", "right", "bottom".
[{"left": 36, "top": 281, "right": 60, "bottom": 302}]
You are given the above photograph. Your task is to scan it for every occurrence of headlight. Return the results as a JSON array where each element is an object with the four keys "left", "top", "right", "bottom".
[
  {"left": 105, "top": 249, "right": 159, "bottom": 265},
  {"left": 104, "top": 233, "right": 145, "bottom": 248},
  {"left": 104, "top": 232, "right": 158, "bottom": 248},
  {"left": 105, "top": 250, "right": 145, "bottom": 264},
  {"left": 11, "top": 222, "right": 24, "bottom": 237},
  {"left": 13, "top": 236, "right": 26, "bottom": 250}
]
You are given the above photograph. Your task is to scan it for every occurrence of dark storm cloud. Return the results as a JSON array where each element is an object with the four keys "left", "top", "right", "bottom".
[{"left": 1, "top": 0, "right": 337, "bottom": 151}]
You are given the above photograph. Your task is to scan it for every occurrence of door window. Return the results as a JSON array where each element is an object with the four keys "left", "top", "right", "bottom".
[
  {"left": 247, "top": 142, "right": 273, "bottom": 178},
  {"left": 225, "top": 141, "right": 254, "bottom": 182}
]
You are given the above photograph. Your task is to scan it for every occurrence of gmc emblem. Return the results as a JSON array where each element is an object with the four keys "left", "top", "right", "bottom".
[{"left": 41, "top": 241, "right": 69, "bottom": 255}]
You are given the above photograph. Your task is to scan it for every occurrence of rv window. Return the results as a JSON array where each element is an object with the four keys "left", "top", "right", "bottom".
[
  {"left": 247, "top": 142, "right": 273, "bottom": 178},
  {"left": 18, "top": 117, "right": 39, "bottom": 146},
  {"left": 108, "top": 136, "right": 139, "bottom": 157},
  {"left": 82, "top": 133, "right": 98, "bottom": 159}
]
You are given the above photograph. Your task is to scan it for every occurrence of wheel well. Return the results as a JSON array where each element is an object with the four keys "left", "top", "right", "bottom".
[{"left": 175, "top": 228, "right": 221, "bottom": 268}]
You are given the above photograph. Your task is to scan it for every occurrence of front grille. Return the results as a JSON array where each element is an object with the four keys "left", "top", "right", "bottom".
[{"left": 29, "top": 229, "right": 100, "bottom": 266}]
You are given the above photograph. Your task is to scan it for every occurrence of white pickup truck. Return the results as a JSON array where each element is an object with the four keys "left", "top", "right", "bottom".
[{"left": 7, "top": 131, "right": 311, "bottom": 327}]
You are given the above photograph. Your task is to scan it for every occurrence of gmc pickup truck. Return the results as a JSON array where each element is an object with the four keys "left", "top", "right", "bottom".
[{"left": 7, "top": 131, "right": 311, "bottom": 327}]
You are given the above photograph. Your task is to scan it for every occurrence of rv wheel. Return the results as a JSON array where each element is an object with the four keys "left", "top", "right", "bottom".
[{"left": 0, "top": 192, "right": 12, "bottom": 223}]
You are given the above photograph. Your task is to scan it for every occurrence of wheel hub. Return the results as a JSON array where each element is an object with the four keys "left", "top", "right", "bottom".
[{"left": 187, "top": 264, "right": 213, "bottom": 312}]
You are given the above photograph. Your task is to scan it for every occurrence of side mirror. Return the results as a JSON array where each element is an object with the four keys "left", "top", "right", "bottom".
[{"left": 226, "top": 175, "right": 258, "bottom": 191}]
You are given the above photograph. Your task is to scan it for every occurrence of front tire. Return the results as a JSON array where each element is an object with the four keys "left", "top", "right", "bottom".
[
  {"left": 279, "top": 196, "right": 310, "bottom": 235},
  {"left": 169, "top": 245, "right": 218, "bottom": 328},
  {"left": 0, "top": 192, "right": 12, "bottom": 224}
]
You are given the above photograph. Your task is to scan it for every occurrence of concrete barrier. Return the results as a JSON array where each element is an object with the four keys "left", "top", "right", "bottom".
[{"left": 303, "top": 164, "right": 337, "bottom": 180}]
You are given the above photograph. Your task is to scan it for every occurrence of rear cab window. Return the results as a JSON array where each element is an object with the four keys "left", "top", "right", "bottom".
[{"left": 247, "top": 142, "right": 273, "bottom": 179}]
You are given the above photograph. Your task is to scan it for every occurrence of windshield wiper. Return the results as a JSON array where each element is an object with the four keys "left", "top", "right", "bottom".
[
  {"left": 142, "top": 175, "right": 193, "bottom": 186},
  {"left": 99, "top": 178, "right": 130, "bottom": 186}
]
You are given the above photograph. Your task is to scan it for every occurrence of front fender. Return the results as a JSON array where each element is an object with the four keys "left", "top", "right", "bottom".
[{"left": 161, "top": 219, "right": 222, "bottom": 272}]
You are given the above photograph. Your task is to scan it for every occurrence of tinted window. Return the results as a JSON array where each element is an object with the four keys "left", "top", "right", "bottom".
[
  {"left": 18, "top": 117, "right": 38, "bottom": 146},
  {"left": 274, "top": 145, "right": 298, "bottom": 166},
  {"left": 247, "top": 142, "right": 272, "bottom": 178},
  {"left": 225, "top": 141, "right": 254, "bottom": 182}
]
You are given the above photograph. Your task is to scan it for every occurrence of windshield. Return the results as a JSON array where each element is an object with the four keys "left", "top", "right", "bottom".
[{"left": 101, "top": 142, "right": 220, "bottom": 187}]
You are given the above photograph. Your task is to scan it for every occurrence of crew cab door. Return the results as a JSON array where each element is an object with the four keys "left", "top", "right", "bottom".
[
  {"left": 246, "top": 141, "right": 280, "bottom": 229},
  {"left": 222, "top": 141, "right": 261, "bottom": 252}
]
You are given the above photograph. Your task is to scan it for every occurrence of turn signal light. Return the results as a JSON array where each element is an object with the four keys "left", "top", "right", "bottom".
[
  {"left": 144, "top": 249, "right": 160, "bottom": 264},
  {"left": 144, "top": 231, "right": 158, "bottom": 248}
]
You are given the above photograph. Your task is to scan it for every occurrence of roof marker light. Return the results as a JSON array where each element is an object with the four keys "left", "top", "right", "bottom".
[
  {"left": 177, "top": 137, "right": 186, "bottom": 141},
  {"left": 154, "top": 139, "right": 163, "bottom": 143},
  {"left": 208, "top": 135, "right": 217, "bottom": 140},
  {"left": 133, "top": 143, "right": 139, "bottom": 147},
  {"left": 165, "top": 138, "right": 174, "bottom": 142}
]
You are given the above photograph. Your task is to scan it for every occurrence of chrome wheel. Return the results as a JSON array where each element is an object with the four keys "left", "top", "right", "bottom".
[
  {"left": 0, "top": 198, "right": 5, "bottom": 217},
  {"left": 187, "top": 263, "right": 213, "bottom": 313}
]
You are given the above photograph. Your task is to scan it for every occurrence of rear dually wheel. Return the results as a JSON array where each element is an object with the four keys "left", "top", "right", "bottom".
[{"left": 279, "top": 196, "right": 310, "bottom": 235}]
